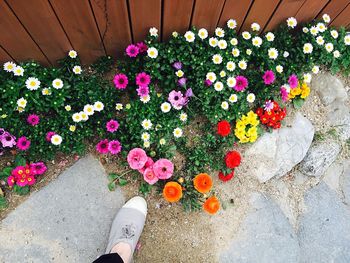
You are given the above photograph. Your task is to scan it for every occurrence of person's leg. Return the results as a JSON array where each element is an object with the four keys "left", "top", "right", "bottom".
[{"left": 93, "top": 196, "right": 147, "bottom": 263}]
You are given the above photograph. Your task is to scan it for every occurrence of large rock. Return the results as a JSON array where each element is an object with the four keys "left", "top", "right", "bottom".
[
  {"left": 220, "top": 192, "right": 300, "bottom": 263},
  {"left": 298, "top": 141, "right": 341, "bottom": 177},
  {"left": 246, "top": 113, "right": 314, "bottom": 183},
  {"left": 0, "top": 155, "right": 125, "bottom": 263},
  {"left": 312, "top": 73, "right": 347, "bottom": 106},
  {"left": 298, "top": 182, "right": 350, "bottom": 262}
]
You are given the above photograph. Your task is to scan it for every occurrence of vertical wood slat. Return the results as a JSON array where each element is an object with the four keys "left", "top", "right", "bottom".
[
  {"left": 217, "top": 0, "right": 253, "bottom": 32},
  {"left": 0, "top": 46, "right": 13, "bottom": 64},
  {"left": 191, "top": 0, "right": 226, "bottom": 34},
  {"left": 295, "top": 0, "right": 330, "bottom": 23},
  {"left": 0, "top": 1, "right": 49, "bottom": 64},
  {"left": 331, "top": 3, "right": 350, "bottom": 27},
  {"left": 241, "top": 0, "right": 281, "bottom": 32},
  {"left": 49, "top": 0, "right": 105, "bottom": 64},
  {"left": 6, "top": 0, "right": 72, "bottom": 65},
  {"left": 265, "top": 0, "right": 306, "bottom": 32},
  {"left": 317, "top": 0, "right": 350, "bottom": 22},
  {"left": 162, "top": 0, "right": 194, "bottom": 41},
  {"left": 91, "top": 0, "right": 132, "bottom": 57},
  {"left": 128, "top": 0, "right": 161, "bottom": 43}
]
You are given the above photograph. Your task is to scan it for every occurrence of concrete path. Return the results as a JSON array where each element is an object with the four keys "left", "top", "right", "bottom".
[{"left": 0, "top": 155, "right": 124, "bottom": 263}]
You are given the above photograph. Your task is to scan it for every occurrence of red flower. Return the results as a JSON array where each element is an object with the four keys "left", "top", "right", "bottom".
[
  {"left": 218, "top": 170, "right": 235, "bottom": 182},
  {"left": 225, "top": 151, "right": 241, "bottom": 169},
  {"left": 217, "top": 120, "right": 231, "bottom": 137}
]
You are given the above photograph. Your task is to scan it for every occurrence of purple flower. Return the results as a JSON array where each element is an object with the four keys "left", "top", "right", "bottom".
[
  {"left": 288, "top": 74, "right": 298, "bottom": 89},
  {"left": 125, "top": 44, "right": 139, "bottom": 58},
  {"left": 262, "top": 70, "right": 275, "bottom": 85},
  {"left": 106, "top": 120, "right": 119, "bottom": 133},
  {"left": 136, "top": 86, "right": 150, "bottom": 97},
  {"left": 185, "top": 88, "right": 193, "bottom": 98},
  {"left": 264, "top": 100, "right": 274, "bottom": 111},
  {"left": 177, "top": 77, "right": 187, "bottom": 87},
  {"left": 168, "top": 90, "right": 187, "bottom": 109},
  {"left": 108, "top": 140, "right": 122, "bottom": 155},
  {"left": 1, "top": 132, "right": 16, "bottom": 148},
  {"left": 204, "top": 79, "right": 212, "bottom": 86},
  {"left": 27, "top": 114, "right": 40, "bottom": 126},
  {"left": 172, "top": 61, "right": 183, "bottom": 70}
]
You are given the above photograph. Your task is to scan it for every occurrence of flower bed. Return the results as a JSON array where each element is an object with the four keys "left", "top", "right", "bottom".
[{"left": 1, "top": 14, "right": 349, "bottom": 213}]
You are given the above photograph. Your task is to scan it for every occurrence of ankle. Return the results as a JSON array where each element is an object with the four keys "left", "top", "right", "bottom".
[{"left": 111, "top": 242, "right": 132, "bottom": 263}]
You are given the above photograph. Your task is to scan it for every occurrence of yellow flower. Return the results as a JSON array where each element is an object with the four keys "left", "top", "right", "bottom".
[
  {"left": 69, "top": 125, "right": 76, "bottom": 132},
  {"left": 126, "top": 103, "right": 131, "bottom": 109},
  {"left": 234, "top": 111, "right": 260, "bottom": 143},
  {"left": 290, "top": 87, "right": 301, "bottom": 96}
]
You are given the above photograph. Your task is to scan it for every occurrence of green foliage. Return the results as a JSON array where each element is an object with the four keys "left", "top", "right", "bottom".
[{"left": 0, "top": 196, "right": 8, "bottom": 210}]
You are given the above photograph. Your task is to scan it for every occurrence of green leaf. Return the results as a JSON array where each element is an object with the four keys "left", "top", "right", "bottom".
[
  {"left": 118, "top": 178, "right": 128, "bottom": 186},
  {"left": 293, "top": 98, "right": 304, "bottom": 109},
  {"left": 1, "top": 167, "right": 13, "bottom": 177},
  {"left": 13, "top": 185, "right": 30, "bottom": 196},
  {"left": 0, "top": 196, "right": 8, "bottom": 210},
  {"left": 15, "top": 155, "right": 26, "bottom": 167},
  {"left": 107, "top": 173, "right": 118, "bottom": 182},
  {"left": 108, "top": 182, "right": 116, "bottom": 191},
  {"left": 139, "top": 182, "right": 152, "bottom": 196}
]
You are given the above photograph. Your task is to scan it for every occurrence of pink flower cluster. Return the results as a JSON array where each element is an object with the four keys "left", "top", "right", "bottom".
[
  {"left": 0, "top": 128, "right": 16, "bottom": 155},
  {"left": 96, "top": 139, "right": 122, "bottom": 155},
  {"left": 125, "top": 42, "right": 148, "bottom": 58},
  {"left": 127, "top": 148, "right": 174, "bottom": 185},
  {"left": 168, "top": 89, "right": 193, "bottom": 110},
  {"left": 7, "top": 162, "right": 47, "bottom": 187}
]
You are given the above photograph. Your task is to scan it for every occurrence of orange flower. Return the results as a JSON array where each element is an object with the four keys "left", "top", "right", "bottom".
[
  {"left": 163, "top": 182, "right": 183, "bottom": 202},
  {"left": 193, "top": 173, "right": 213, "bottom": 193},
  {"left": 203, "top": 196, "right": 220, "bottom": 214}
]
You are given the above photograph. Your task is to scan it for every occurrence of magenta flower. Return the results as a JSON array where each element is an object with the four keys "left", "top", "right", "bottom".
[
  {"left": 262, "top": 70, "right": 275, "bottom": 85},
  {"left": 280, "top": 86, "right": 289, "bottom": 102},
  {"left": 127, "top": 148, "right": 148, "bottom": 170},
  {"left": 7, "top": 175, "right": 15, "bottom": 187},
  {"left": 288, "top": 74, "right": 299, "bottom": 89},
  {"left": 106, "top": 120, "right": 119, "bottom": 133},
  {"left": 96, "top": 139, "right": 109, "bottom": 154},
  {"left": 17, "top": 136, "right": 30, "bottom": 151},
  {"left": 234, "top": 76, "right": 248, "bottom": 92},
  {"left": 172, "top": 61, "right": 183, "bottom": 70},
  {"left": 204, "top": 79, "right": 212, "bottom": 86},
  {"left": 143, "top": 167, "right": 158, "bottom": 185},
  {"left": 113, "top": 74, "right": 128, "bottom": 90},
  {"left": 136, "top": 72, "right": 151, "bottom": 87},
  {"left": 46, "top": 131, "right": 56, "bottom": 142},
  {"left": 138, "top": 157, "right": 154, "bottom": 174},
  {"left": 136, "top": 42, "right": 148, "bottom": 53},
  {"left": 136, "top": 86, "right": 150, "bottom": 97},
  {"left": 125, "top": 44, "right": 139, "bottom": 57},
  {"left": 1, "top": 132, "right": 16, "bottom": 147},
  {"left": 27, "top": 114, "right": 40, "bottom": 126},
  {"left": 153, "top": 159, "right": 174, "bottom": 179},
  {"left": 30, "top": 162, "right": 47, "bottom": 175},
  {"left": 108, "top": 140, "right": 122, "bottom": 155}
]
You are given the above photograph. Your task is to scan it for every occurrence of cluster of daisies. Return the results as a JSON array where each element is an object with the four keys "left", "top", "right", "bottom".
[{"left": 71, "top": 101, "right": 104, "bottom": 123}]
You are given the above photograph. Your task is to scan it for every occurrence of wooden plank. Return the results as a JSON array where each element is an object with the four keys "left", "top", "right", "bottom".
[
  {"left": 265, "top": 0, "right": 306, "bottom": 32},
  {"left": 331, "top": 3, "right": 350, "bottom": 27},
  {"left": 241, "top": 0, "right": 281, "bottom": 32},
  {"left": 191, "top": 0, "right": 226, "bottom": 34},
  {"left": 6, "top": 0, "right": 72, "bottom": 65},
  {"left": 0, "top": 1, "right": 49, "bottom": 64},
  {"left": 218, "top": 0, "right": 253, "bottom": 32},
  {"left": 91, "top": 0, "right": 132, "bottom": 57},
  {"left": 129, "top": 0, "right": 161, "bottom": 43},
  {"left": 162, "top": 0, "right": 194, "bottom": 41},
  {"left": 295, "top": 0, "right": 329, "bottom": 23},
  {"left": 0, "top": 46, "right": 13, "bottom": 64},
  {"left": 317, "top": 0, "right": 350, "bottom": 23},
  {"left": 49, "top": 0, "right": 105, "bottom": 64}
]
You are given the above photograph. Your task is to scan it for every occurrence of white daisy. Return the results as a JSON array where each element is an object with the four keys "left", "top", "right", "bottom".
[
  {"left": 246, "top": 49, "right": 252, "bottom": 55},
  {"left": 268, "top": 48, "right": 278, "bottom": 59},
  {"left": 251, "top": 22, "right": 260, "bottom": 31},
  {"left": 51, "top": 134, "right": 62, "bottom": 145},
  {"left": 215, "top": 27, "right": 225, "bottom": 37},
  {"left": 141, "top": 132, "right": 150, "bottom": 141},
  {"left": 73, "top": 65, "right": 82, "bottom": 74},
  {"left": 17, "top": 107, "right": 25, "bottom": 113},
  {"left": 147, "top": 47, "right": 158, "bottom": 58},
  {"left": 159, "top": 138, "right": 166, "bottom": 145},
  {"left": 276, "top": 65, "right": 283, "bottom": 73},
  {"left": 317, "top": 22, "right": 326, "bottom": 32},
  {"left": 283, "top": 51, "right": 289, "bottom": 57},
  {"left": 173, "top": 128, "right": 183, "bottom": 138},
  {"left": 218, "top": 39, "right": 227, "bottom": 49},
  {"left": 94, "top": 101, "right": 104, "bottom": 111},
  {"left": 172, "top": 31, "right": 178, "bottom": 38},
  {"left": 229, "top": 94, "right": 238, "bottom": 103},
  {"left": 242, "top": 31, "right": 251, "bottom": 40},
  {"left": 316, "top": 36, "right": 324, "bottom": 45},
  {"left": 238, "top": 60, "right": 247, "bottom": 70},
  {"left": 325, "top": 42, "right": 334, "bottom": 52},
  {"left": 221, "top": 101, "right": 229, "bottom": 110},
  {"left": 212, "top": 54, "right": 222, "bottom": 64},
  {"left": 310, "top": 26, "right": 318, "bottom": 36},
  {"left": 312, "top": 65, "right": 320, "bottom": 74},
  {"left": 68, "top": 50, "right": 77, "bottom": 58},
  {"left": 42, "top": 88, "right": 52, "bottom": 96},
  {"left": 303, "top": 73, "right": 312, "bottom": 83},
  {"left": 143, "top": 141, "right": 150, "bottom": 148},
  {"left": 3, "top": 62, "right": 16, "bottom": 72},
  {"left": 302, "top": 27, "right": 309, "bottom": 33},
  {"left": 72, "top": 113, "right": 81, "bottom": 122},
  {"left": 232, "top": 48, "right": 240, "bottom": 57},
  {"left": 227, "top": 19, "right": 237, "bottom": 29},
  {"left": 230, "top": 38, "right": 238, "bottom": 46},
  {"left": 69, "top": 125, "right": 76, "bottom": 132},
  {"left": 265, "top": 32, "right": 275, "bottom": 41},
  {"left": 322, "top": 14, "right": 331, "bottom": 23},
  {"left": 303, "top": 43, "right": 313, "bottom": 54},
  {"left": 180, "top": 112, "right": 187, "bottom": 122},
  {"left": 13, "top": 66, "right": 24, "bottom": 76},
  {"left": 286, "top": 17, "right": 297, "bottom": 28},
  {"left": 176, "top": 70, "right": 184, "bottom": 78},
  {"left": 206, "top": 72, "right": 217, "bottom": 82},
  {"left": 25, "top": 77, "right": 41, "bottom": 90},
  {"left": 80, "top": 111, "right": 89, "bottom": 121},
  {"left": 252, "top": 36, "right": 262, "bottom": 47},
  {"left": 247, "top": 93, "right": 255, "bottom": 103},
  {"left": 226, "top": 61, "right": 236, "bottom": 71},
  {"left": 198, "top": 28, "right": 208, "bottom": 39},
  {"left": 65, "top": 105, "right": 71, "bottom": 111},
  {"left": 140, "top": 95, "right": 151, "bottom": 103},
  {"left": 209, "top": 37, "right": 218, "bottom": 47},
  {"left": 161, "top": 102, "right": 171, "bottom": 113},
  {"left": 149, "top": 27, "right": 158, "bottom": 37},
  {"left": 52, "top": 78, "right": 63, "bottom": 89},
  {"left": 142, "top": 119, "right": 152, "bottom": 130},
  {"left": 83, "top": 104, "right": 95, "bottom": 116},
  {"left": 226, "top": 77, "right": 236, "bottom": 88},
  {"left": 214, "top": 81, "right": 224, "bottom": 92},
  {"left": 330, "top": 30, "right": 338, "bottom": 39},
  {"left": 184, "top": 31, "right": 195, "bottom": 42},
  {"left": 17, "top": 97, "right": 27, "bottom": 108},
  {"left": 344, "top": 35, "right": 350, "bottom": 45},
  {"left": 115, "top": 103, "right": 123, "bottom": 111},
  {"left": 333, "top": 50, "right": 340, "bottom": 58}
]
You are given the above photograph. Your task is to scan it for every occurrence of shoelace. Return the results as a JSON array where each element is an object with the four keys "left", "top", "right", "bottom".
[{"left": 120, "top": 224, "right": 136, "bottom": 239}]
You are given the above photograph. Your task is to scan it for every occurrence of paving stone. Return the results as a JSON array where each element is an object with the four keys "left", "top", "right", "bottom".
[
  {"left": 341, "top": 166, "right": 350, "bottom": 205},
  {"left": 0, "top": 155, "right": 125, "bottom": 263}
]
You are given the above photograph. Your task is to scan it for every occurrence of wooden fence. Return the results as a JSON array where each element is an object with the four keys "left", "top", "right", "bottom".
[{"left": 1, "top": 0, "right": 350, "bottom": 65}]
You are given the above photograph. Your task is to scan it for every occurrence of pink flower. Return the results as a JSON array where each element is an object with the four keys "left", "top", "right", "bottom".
[
  {"left": 143, "top": 167, "right": 158, "bottom": 185},
  {"left": 126, "top": 44, "right": 139, "bottom": 57},
  {"left": 262, "top": 70, "right": 275, "bottom": 85},
  {"left": 138, "top": 157, "right": 154, "bottom": 174},
  {"left": 108, "top": 140, "right": 122, "bottom": 155},
  {"left": 27, "top": 176, "right": 36, "bottom": 186},
  {"left": 153, "top": 159, "right": 174, "bottom": 180},
  {"left": 27, "top": 114, "right": 40, "bottom": 126},
  {"left": 12, "top": 166, "right": 26, "bottom": 177},
  {"left": 1, "top": 132, "right": 16, "bottom": 147},
  {"left": 46, "top": 131, "right": 56, "bottom": 142},
  {"left": 7, "top": 176, "right": 15, "bottom": 187},
  {"left": 204, "top": 79, "right": 212, "bottom": 86},
  {"left": 288, "top": 74, "right": 298, "bottom": 89},
  {"left": 96, "top": 139, "right": 109, "bottom": 154},
  {"left": 30, "top": 162, "right": 47, "bottom": 175},
  {"left": 136, "top": 42, "right": 148, "bottom": 53},
  {"left": 280, "top": 86, "right": 289, "bottom": 102},
  {"left": 234, "top": 76, "right": 248, "bottom": 92},
  {"left": 113, "top": 74, "right": 128, "bottom": 90},
  {"left": 135, "top": 72, "right": 151, "bottom": 87},
  {"left": 136, "top": 86, "right": 149, "bottom": 97},
  {"left": 127, "top": 148, "right": 148, "bottom": 170},
  {"left": 17, "top": 136, "right": 30, "bottom": 151},
  {"left": 106, "top": 120, "right": 119, "bottom": 133}
]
